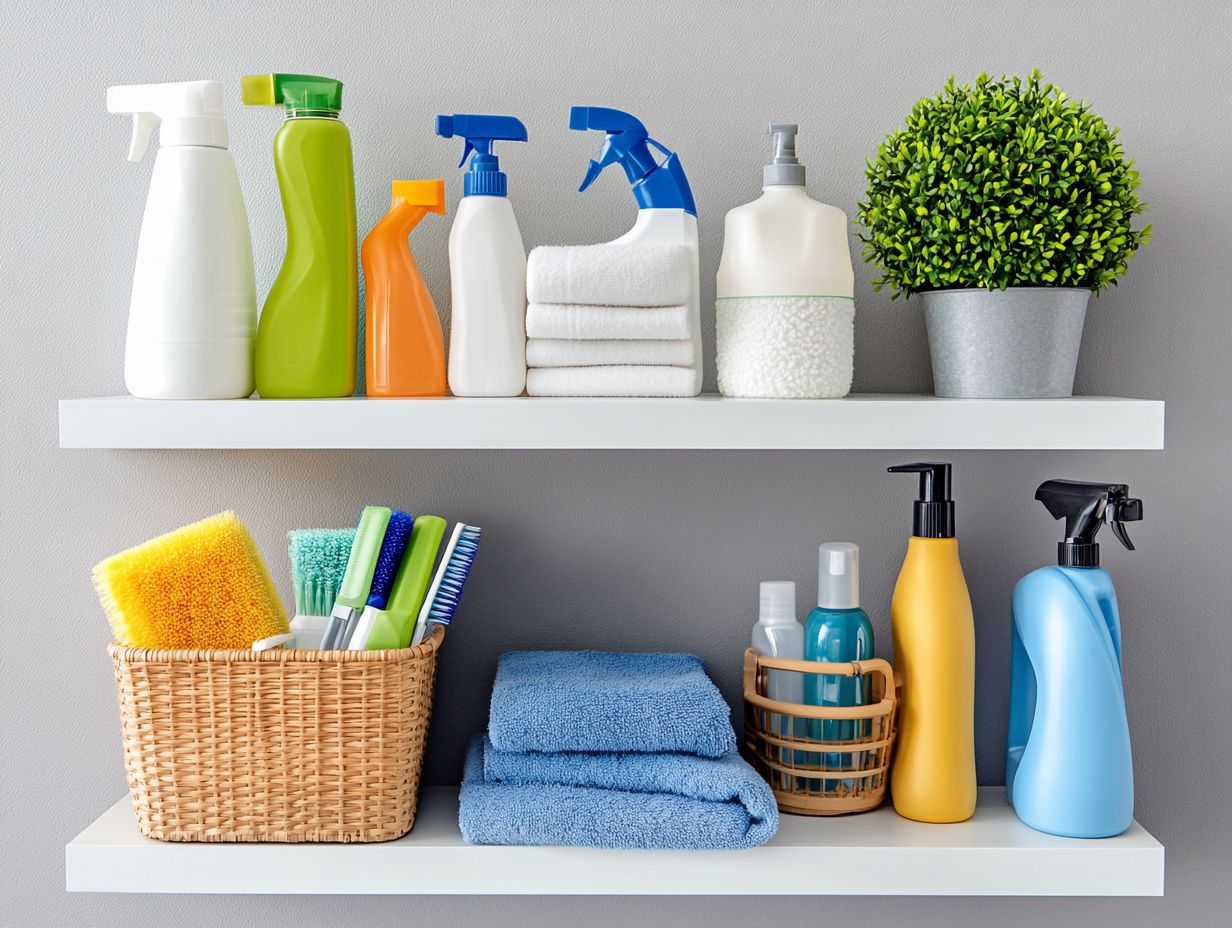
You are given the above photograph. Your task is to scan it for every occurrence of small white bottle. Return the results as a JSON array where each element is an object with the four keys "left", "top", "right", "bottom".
[
  {"left": 436, "top": 114, "right": 528, "bottom": 396},
  {"left": 108, "top": 81, "right": 256, "bottom": 399},
  {"left": 716, "top": 123, "right": 855, "bottom": 399},
  {"left": 752, "top": 580, "right": 805, "bottom": 706}
]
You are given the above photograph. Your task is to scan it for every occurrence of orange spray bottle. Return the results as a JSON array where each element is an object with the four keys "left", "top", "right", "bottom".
[{"left": 362, "top": 180, "right": 447, "bottom": 396}]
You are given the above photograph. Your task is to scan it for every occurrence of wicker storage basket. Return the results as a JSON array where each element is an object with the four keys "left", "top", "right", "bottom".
[
  {"left": 108, "top": 625, "right": 444, "bottom": 842},
  {"left": 743, "top": 648, "right": 897, "bottom": 816}
]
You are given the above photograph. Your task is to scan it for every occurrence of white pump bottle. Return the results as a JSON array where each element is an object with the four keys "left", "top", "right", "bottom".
[
  {"left": 716, "top": 123, "right": 855, "bottom": 398},
  {"left": 108, "top": 81, "right": 257, "bottom": 399}
]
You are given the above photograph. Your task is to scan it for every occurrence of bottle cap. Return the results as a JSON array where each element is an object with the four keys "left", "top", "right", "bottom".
[
  {"left": 817, "top": 542, "right": 859, "bottom": 609},
  {"left": 1035, "top": 479, "right": 1143, "bottom": 568},
  {"left": 107, "top": 81, "right": 229, "bottom": 161},
  {"left": 435, "top": 114, "right": 528, "bottom": 198},
  {"left": 758, "top": 581, "right": 797, "bottom": 625},
  {"left": 241, "top": 73, "right": 343, "bottom": 115},
  {"left": 888, "top": 462, "right": 956, "bottom": 538},
  {"left": 391, "top": 179, "right": 447, "bottom": 213},
  {"left": 569, "top": 106, "right": 697, "bottom": 216},
  {"left": 764, "top": 123, "right": 806, "bottom": 186}
]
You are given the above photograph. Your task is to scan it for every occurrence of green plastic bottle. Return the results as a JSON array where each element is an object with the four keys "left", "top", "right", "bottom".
[{"left": 242, "top": 73, "right": 357, "bottom": 397}]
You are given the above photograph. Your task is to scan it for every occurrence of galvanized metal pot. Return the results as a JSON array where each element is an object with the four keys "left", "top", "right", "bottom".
[{"left": 920, "top": 287, "right": 1090, "bottom": 398}]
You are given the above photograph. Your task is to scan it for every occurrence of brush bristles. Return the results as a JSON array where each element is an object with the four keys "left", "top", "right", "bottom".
[
  {"left": 289, "top": 528, "right": 355, "bottom": 615},
  {"left": 367, "top": 512, "right": 414, "bottom": 608},
  {"left": 427, "top": 525, "right": 481, "bottom": 628}
]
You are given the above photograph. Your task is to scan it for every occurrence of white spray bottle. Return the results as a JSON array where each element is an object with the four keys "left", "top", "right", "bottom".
[
  {"left": 435, "top": 114, "right": 529, "bottom": 397},
  {"left": 108, "top": 81, "right": 257, "bottom": 399},
  {"left": 568, "top": 107, "right": 702, "bottom": 395}
]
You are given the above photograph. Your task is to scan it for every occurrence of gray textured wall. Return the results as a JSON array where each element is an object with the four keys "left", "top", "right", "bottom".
[{"left": 4, "top": 1, "right": 1230, "bottom": 925}]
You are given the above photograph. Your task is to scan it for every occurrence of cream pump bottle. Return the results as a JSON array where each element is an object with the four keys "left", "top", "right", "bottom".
[{"left": 715, "top": 123, "right": 855, "bottom": 398}]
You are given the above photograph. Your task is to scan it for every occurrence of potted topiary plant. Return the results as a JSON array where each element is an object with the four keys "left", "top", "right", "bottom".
[{"left": 858, "top": 70, "right": 1151, "bottom": 398}]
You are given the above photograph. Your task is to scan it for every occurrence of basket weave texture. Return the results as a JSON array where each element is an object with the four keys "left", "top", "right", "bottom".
[
  {"left": 743, "top": 648, "right": 897, "bottom": 816},
  {"left": 109, "top": 625, "right": 443, "bottom": 842}
]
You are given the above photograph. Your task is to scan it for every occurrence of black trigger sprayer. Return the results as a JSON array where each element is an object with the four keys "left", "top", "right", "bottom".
[{"left": 1034, "top": 480, "right": 1144, "bottom": 568}]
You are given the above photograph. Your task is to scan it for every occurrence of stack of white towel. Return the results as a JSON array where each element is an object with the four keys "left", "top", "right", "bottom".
[{"left": 525, "top": 243, "right": 700, "bottom": 396}]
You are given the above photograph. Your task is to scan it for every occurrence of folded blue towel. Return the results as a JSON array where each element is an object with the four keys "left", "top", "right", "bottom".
[
  {"left": 487, "top": 650, "right": 736, "bottom": 757},
  {"left": 459, "top": 736, "right": 778, "bottom": 849}
]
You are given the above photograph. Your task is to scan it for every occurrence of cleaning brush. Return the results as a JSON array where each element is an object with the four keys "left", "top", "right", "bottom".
[
  {"left": 289, "top": 528, "right": 355, "bottom": 614},
  {"left": 411, "top": 523, "right": 481, "bottom": 645},
  {"left": 93, "top": 511, "right": 289, "bottom": 650},
  {"left": 352, "top": 515, "right": 447, "bottom": 650},
  {"left": 321, "top": 506, "right": 391, "bottom": 649},
  {"left": 340, "top": 511, "right": 413, "bottom": 648},
  {"left": 287, "top": 527, "right": 355, "bottom": 648}
]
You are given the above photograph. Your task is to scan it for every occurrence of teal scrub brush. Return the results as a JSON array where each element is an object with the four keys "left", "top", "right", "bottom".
[
  {"left": 411, "top": 523, "right": 481, "bottom": 645},
  {"left": 288, "top": 527, "right": 355, "bottom": 648}
]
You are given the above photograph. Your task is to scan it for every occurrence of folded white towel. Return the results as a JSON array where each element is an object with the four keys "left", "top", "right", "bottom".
[
  {"left": 527, "top": 244, "right": 691, "bottom": 307},
  {"left": 526, "top": 303, "right": 691, "bottom": 341},
  {"left": 527, "top": 338, "right": 695, "bottom": 368},
  {"left": 527, "top": 365, "right": 698, "bottom": 397}
]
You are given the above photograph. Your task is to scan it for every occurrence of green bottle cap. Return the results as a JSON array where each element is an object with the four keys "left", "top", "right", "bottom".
[{"left": 241, "top": 73, "right": 343, "bottom": 115}]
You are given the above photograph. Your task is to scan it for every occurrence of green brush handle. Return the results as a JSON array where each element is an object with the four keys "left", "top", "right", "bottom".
[
  {"left": 366, "top": 515, "right": 446, "bottom": 649},
  {"left": 338, "top": 507, "right": 391, "bottom": 608}
]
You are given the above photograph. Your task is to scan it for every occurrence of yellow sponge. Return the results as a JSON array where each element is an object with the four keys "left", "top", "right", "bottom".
[{"left": 93, "top": 511, "right": 289, "bottom": 649}]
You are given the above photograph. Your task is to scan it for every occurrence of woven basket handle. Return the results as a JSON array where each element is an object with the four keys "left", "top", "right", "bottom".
[{"left": 742, "top": 648, "right": 896, "bottom": 720}]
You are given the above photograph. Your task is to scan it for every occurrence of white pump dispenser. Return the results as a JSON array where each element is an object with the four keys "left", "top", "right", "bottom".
[
  {"left": 108, "top": 81, "right": 256, "bottom": 399},
  {"left": 716, "top": 123, "right": 856, "bottom": 399}
]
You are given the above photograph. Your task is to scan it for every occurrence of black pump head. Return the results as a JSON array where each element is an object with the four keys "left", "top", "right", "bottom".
[
  {"left": 1035, "top": 479, "right": 1143, "bottom": 567},
  {"left": 888, "top": 463, "right": 955, "bottom": 538}
]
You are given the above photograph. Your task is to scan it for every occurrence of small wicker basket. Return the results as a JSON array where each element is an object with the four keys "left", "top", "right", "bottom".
[
  {"left": 108, "top": 625, "right": 444, "bottom": 842},
  {"left": 743, "top": 648, "right": 897, "bottom": 816}
]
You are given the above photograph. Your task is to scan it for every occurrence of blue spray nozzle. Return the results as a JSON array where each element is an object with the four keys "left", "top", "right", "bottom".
[
  {"left": 435, "top": 113, "right": 528, "bottom": 197},
  {"left": 568, "top": 106, "right": 696, "bottom": 216}
]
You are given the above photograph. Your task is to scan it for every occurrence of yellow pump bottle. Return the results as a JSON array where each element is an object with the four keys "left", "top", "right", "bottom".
[{"left": 887, "top": 463, "right": 977, "bottom": 823}]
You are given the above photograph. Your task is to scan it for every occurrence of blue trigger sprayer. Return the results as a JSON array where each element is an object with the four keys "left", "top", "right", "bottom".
[
  {"left": 1006, "top": 479, "right": 1144, "bottom": 838},
  {"left": 568, "top": 106, "right": 702, "bottom": 395},
  {"left": 571, "top": 106, "right": 697, "bottom": 215}
]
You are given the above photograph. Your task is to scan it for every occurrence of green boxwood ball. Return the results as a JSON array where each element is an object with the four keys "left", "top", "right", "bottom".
[{"left": 857, "top": 70, "right": 1151, "bottom": 298}]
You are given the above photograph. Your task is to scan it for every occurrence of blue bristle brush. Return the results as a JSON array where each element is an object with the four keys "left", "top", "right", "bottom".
[
  {"left": 340, "top": 511, "right": 414, "bottom": 648},
  {"left": 411, "top": 523, "right": 481, "bottom": 645}
]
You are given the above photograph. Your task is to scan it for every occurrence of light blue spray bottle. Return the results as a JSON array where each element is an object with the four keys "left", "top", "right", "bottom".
[{"left": 1006, "top": 480, "right": 1143, "bottom": 838}]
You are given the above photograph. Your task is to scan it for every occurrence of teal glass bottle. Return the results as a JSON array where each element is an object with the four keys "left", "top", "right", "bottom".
[{"left": 804, "top": 542, "right": 874, "bottom": 785}]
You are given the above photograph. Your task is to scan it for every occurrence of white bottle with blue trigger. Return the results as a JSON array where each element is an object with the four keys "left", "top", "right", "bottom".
[
  {"left": 436, "top": 114, "right": 529, "bottom": 397},
  {"left": 568, "top": 106, "right": 702, "bottom": 395}
]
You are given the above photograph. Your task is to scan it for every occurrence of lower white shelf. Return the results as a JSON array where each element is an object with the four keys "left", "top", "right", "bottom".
[{"left": 66, "top": 786, "right": 1163, "bottom": 896}]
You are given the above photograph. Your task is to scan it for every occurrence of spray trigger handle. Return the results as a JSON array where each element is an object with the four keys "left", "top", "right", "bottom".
[
  {"left": 435, "top": 114, "right": 527, "bottom": 197},
  {"left": 1035, "top": 479, "right": 1142, "bottom": 566},
  {"left": 568, "top": 106, "right": 697, "bottom": 216},
  {"left": 125, "top": 113, "right": 158, "bottom": 161},
  {"left": 1109, "top": 496, "right": 1143, "bottom": 551},
  {"left": 107, "top": 81, "right": 229, "bottom": 161}
]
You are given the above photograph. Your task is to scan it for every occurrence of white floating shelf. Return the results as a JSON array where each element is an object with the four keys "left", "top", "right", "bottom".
[
  {"left": 67, "top": 787, "right": 1162, "bottom": 896},
  {"left": 59, "top": 394, "right": 1164, "bottom": 450}
]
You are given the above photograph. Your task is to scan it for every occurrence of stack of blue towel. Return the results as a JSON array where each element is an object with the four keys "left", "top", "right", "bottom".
[{"left": 459, "top": 650, "right": 779, "bottom": 849}]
